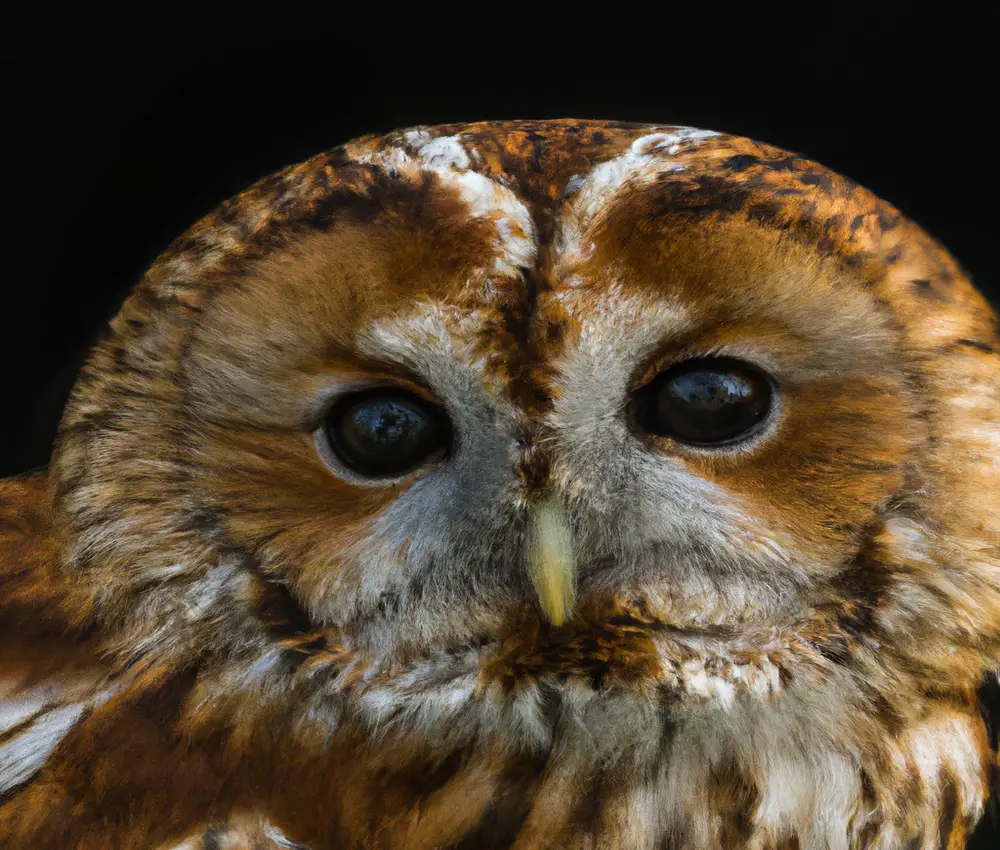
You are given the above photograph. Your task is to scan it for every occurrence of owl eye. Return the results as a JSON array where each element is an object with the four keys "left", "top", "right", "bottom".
[
  {"left": 636, "top": 357, "right": 773, "bottom": 445},
  {"left": 323, "top": 389, "right": 451, "bottom": 478}
]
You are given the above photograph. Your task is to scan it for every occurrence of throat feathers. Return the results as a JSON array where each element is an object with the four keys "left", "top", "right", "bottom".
[{"left": 527, "top": 496, "right": 576, "bottom": 626}]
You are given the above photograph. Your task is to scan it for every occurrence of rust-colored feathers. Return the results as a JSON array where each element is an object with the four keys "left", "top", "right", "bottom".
[{"left": 2, "top": 121, "right": 998, "bottom": 848}]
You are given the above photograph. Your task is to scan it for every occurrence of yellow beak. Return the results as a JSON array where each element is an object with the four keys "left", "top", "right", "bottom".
[{"left": 527, "top": 496, "right": 576, "bottom": 626}]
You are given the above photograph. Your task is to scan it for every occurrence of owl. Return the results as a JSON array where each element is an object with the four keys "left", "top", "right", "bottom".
[{"left": 1, "top": 119, "right": 998, "bottom": 850}]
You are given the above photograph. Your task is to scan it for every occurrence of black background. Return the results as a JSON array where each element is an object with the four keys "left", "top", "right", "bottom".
[
  {"left": 4, "top": 10, "right": 999, "bottom": 842},
  {"left": 4, "top": 12, "right": 998, "bottom": 475}
]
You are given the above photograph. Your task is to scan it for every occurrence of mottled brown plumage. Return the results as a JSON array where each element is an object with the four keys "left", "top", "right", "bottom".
[{"left": 1, "top": 120, "right": 998, "bottom": 848}]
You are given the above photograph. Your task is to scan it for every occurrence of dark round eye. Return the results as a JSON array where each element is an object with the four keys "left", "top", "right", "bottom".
[
  {"left": 324, "top": 389, "right": 451, "bottom": 477},
  {"left": 635, "top": 357, "right": 773, "bottom": 445}
]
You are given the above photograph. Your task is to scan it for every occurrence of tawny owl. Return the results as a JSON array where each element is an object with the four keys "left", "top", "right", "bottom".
[{"left": 1, "top": 119, "right": 998, "bottom": 850}]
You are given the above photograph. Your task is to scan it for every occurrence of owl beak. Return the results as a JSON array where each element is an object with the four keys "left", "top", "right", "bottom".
[{"left": 526, "top": 496, "right": 576, "bottom": 626}]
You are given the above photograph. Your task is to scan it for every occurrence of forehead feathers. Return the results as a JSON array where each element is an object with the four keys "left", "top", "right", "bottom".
[{"left": 58, "top": 118, "right": 991, "bottom": 421}]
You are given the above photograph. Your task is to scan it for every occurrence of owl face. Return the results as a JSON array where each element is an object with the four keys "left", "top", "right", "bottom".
[
  {"left": 53, "top": 120, "right": 998, "bottom": 697},
  {"left": 174, "top": 148, "right": 903, "bottom": 653},
  {"left": 25, "top": 120, "right": 1000, "bottom": 847}
]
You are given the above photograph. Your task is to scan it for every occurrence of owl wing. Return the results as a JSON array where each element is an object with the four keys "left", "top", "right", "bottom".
[
  {"left": 1, "top": 474, "right": 307, "bottom": 846},
  {"left": 969, "top": 674, "right": 1000, "bottom": 848},
  {"left": 0, "top": 472, "right": 96, "bottom": 668},
  {"left": 0, "top": 472, "right": 116, "bottom": 800}
]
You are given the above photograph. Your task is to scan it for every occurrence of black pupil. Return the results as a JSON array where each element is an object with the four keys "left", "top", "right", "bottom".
[
  {"left": 640, "top": 359, "right": 771, "bottom": 444},
  {"left": 326, "top": 391, "right": 447, "bottom": 477}
]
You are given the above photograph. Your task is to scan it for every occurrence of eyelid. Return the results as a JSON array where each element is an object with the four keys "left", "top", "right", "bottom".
[
  {"left": 630, "top": 345, "right": 722, "bottom": 394},
  {"left": 302, "top": 371, "right": 445, "bottom": 431},
  {"left": 629, "top": 344, "right": 782, "bottom": 394}
]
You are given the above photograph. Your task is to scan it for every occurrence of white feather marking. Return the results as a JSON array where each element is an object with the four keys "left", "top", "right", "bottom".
[
  {"left": 353, "top": 131, "right": 537, "bottom": 283},
  {"left": 555, "top": 127, "right": 719, "bottom": 263},
  {"left": 265, "top": 824, "right": 306, "bottom": 847},
  {"left": 0, "top": 684, "right": 48, "bottom": 733},
  {"left": 0, "top": 702, "right": 84, "bottom": 793},
  {"left": 403, "top": 130, "right": 471, "bottom": 170},
  {"left": 902, "top": 711, "right": 986, "bottom": 821}
]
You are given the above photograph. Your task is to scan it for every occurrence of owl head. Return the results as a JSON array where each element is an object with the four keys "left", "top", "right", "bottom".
[{"left": 47, "top": 120, "right": 999, "bottom": 733}]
